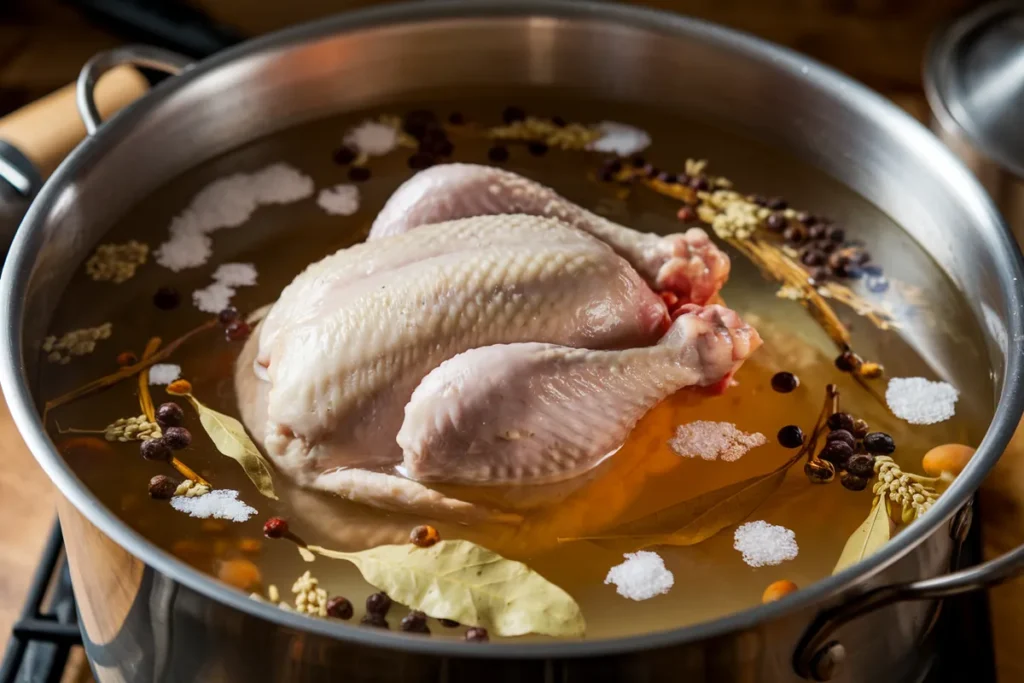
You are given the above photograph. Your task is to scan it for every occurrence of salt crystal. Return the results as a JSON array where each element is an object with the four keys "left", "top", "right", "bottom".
[
  {"left": 148, "top": 363, "right": 181, "bottom": 385},
  {"left": 170, "top": 489, "right": 257, "bottom": 522},
  {"left": 587, "top": 121, "right": 651, "bottom": 157},
  {"left": 668, "top": 421, "right": 766, "bottom": 462},
  {"left": 343, "top": 120, "right": 398, "bottom": 156},
  {"left": 317, "top": 184, "right": 361, "bottom": 216},
  {"left": 156, "top": 163, "right": 313, "bottom": 271},
  {"left": 212, "top": 262, "right": 258, "bottom": 287},
  {"left": 886, "top": 377, "right": 959, "bottom": 425},
  {"left": 604, "top": 551, "right": 675, "bottom": 601},
  {"left": 192, "top": 281, "right": 236, "bottom": 314},
  {"left": 733, "top": 521, "right": 799, "bottom": 568}
]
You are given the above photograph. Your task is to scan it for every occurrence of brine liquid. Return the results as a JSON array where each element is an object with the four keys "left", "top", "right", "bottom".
[{"left": 38, "top": 94, "right": 991, "bottom": 640}]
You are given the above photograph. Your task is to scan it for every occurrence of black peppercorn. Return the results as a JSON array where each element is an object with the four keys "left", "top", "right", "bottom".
[
  {"left": 767, "top": 197, "right": 788, "bottom": 211},
  {"left": 361, "top": 614, "right": 389, "bottom": 629},
  {"left": 783, "top": 225, "right": 806, "bottom": 245},
  {"left": 366, "top": 592, "right": 392, "bottom": 616},
  {"left": 827, "top": 252, "right": 851, "bottom": 273},
  {"left": 140, "top": 438, "right": 172, "bottom": 462},
  {"left": 502, "top": 105, "right": 526, "bottom": 123},
  {"left": 826, "top": 412, "right": 855, "bottom": 432},
  {"left": 852, "top": 418, "right": 870, "bottom": 439},
  {"left": 217, "top": 306, "right": 239, "bottom": 325},
  {"left": 826, "top": 429, "right": 856, "bottom": 449},
  {"left": 826, "top": 225, "right": 845, "bottom": 243},
  {"left": 846, "top": 453, "right": 876, "bottom": 478},
  {"left": 765, "top": 213, "right": 787, "bottom": 233},
  {"left": 804, "top": 459, "right": 835, "bottom": 484},
  {"left": 820, "top": 440, "right": 853, "bottom": 467},
  {"left": 326, "top": 596, "right": 354, "bottom": 620},
  {"left": 163, "top": 426, "right": 192, "bottom": 450},
  {"left": 818, "top": 239, "right": 838, "bottom": 254},
  {"left": 808, "top": 224, "right": 826, "bottom": 241},
  {"left": 527, "top": 141, "right": 549, "bottom": 157},
  {"left": 332, "top": 145, "right": 357, "bottom": 165},
  {"left": 348, "top": 166, "right": 371, "bottom": 182},
  {"left": 689, "top": 176, "right": 710, "bottom": 191},
  {"left": 465, "top": 627, "right": 489, "bottom": 642},
  {"left": 148, "top": 474, "right": 178, "bottom": 499},
  {"left": 156, "top": 403, "right": 184, "bottom": 430},
  {"left": 777, "top": 425, "right": 805, "bottom": 449},
  {"left": 798, "top": 212, "right": 818, "bottom": 227},
  {"left": 400, "top": 611, "right": 430, "bottom": 634},
  {"left": 863, "top": 432, "right": 896, "bottom": 455},
  {"left": 771, "top": 371, "right": 799, "bottom": 393},
  {"left": 153, "top": 287, "right": 181, "bottom": 311},
  {"left": 800, "top": 248, "right": 825, "bottom": 267},
  {"left": 841, "top": 473, "right": 869, "bottom": 492},
  {"left": 440, "top": 618, "right": 460, "bottom": 628},
  {"left": 487, "top": 145, "right": 509, "bottom": 163},
  {"left": 834, "top": 351, "right": 859, "bottom": 372}
]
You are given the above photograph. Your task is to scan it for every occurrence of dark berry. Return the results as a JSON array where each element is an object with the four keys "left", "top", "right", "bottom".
[
  {"left": 163, "top": 426, "right": 191, "bottom": 450},
  {"left": 852, "top": 418, "right": 870, "bottom": 439},
  {"left": 771, "top": 371, "right": 799, "bottom": 393},
  {"left": 326, "top": 596, "right": 354, "bottom": 620},
  {"left": 767, "top": 197, "right": 788, "bottom": 210},
  {"left": 440, "top": 618, "right": 460, "bottom": 628},
  {"left": 765, "top": 213, "right": 787, "bottom": 233},
  {"left": 361, "top": 614, "right": 389, "bottom": 629},
  {"left": 818, "top": 239, "right": 838, "bottom": 254},
  {"left": 826, "top": 226, "right": 845, "bottom": 243},
  {"left": 800, "top": 248, "right": 825, "bottom": 267},
  {"left": 156, "top": 402, "right": 184, "bottom": 428},
  {"left": 332, "top": 145, "right": 357, "bottom": 165},
  {"left": 348, "top": 166, "right": 371, "bottom": 182},
  {"left": 804, "top": 459, "right": 835, "bottom": 484},
  {"left": 798, "top": 212, "right": 818, "bottom": 226},
  {"left": 834, "top": 351, "right": 859, "bottom": 372},
  {"left": 263, "top": 517, "right": 289, "bottom": 539},
  {"left": 400, "top": 611, "right": 430, "bottom": 634},
  {"left": 820, "top": 440, "right": 853, "bottom": 467},
  {"left": 465, "top": 627, "right": 489, "bottom": 642},
  {"left": 447, "top": 111, "right": 465, "bottom": 125},
  {"left": 777, "top": 425, "right": 805, "bottom": 449},
  {"left": 487, "top": 145, "right": 509, "bottom": 163},
  {"left": 846, "top": 453, "right": 876, "bottom": 478},
  {"left": 225, "top": 320, "right": 252, "bottom": 342},
  {"left": 366, "top": 592, "right": 392, "bottom": 616},
  {"left": 808, "top": 224, "right": 827, "bottom": 241},
  {"left": 826, "top": 412, "right": 855, "bottom": 432},
  {"left": 527, "top": 141, "right": 549, "bottom": 156},
  {"left": 140, "top": 438, "right": 172, "bottom": 462},
  {"left": 863, "top": 432, "right": 896, "bottom": 455},
  {"left": 841, "top": 473, "right": 869, "bottom": 492},
  {"left": 217, "top": 306, "right": 239, "bottom": 325},
  {"left": 148, "top": 474, "right": 178, "bottom": 499},
  {"left": 407, "top": 152, "right": 434, "bottom": 170},
  {"left": 783, "top": 225, "right": 806, "bottom": 245},
  {"left": 826, "top": 429, "right": 856, "bottom": 449},
  {"left": 153, "top": 287, "right": 181, "bottom": 310},
  {"left": 502, "top": 106, "right": 526, "bottom": 123}
]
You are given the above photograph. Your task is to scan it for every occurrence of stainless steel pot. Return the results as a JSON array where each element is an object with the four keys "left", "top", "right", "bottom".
[{"left": 3, "top": 2, "right": 1024, "bottom": 681}]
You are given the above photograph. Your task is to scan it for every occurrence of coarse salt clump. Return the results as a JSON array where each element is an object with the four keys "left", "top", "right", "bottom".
[
  {"left": 156, "top": 163, "right": 313, "bottom": 271},
  {"left": 170, "top": 489, "right": 257, "bottom": 523},
  {"left": 212, "top": 262, "right": 258, "bottom": 287},
  {"left": 733, "top": 521, "right": 799, "bottom": 568},
  {"left": 587, "top": 121, "right": 651, "bottom": 157},
  {"left": 192, "top": 262, "right": 259, "bottom": 313},
  {"left": 886, "top": 377, "right": 959, "bottom": 425},
  {"left": 604, "top": 551, "right": 675, "bottom": 601},
  {"left": 317, "top": 184, "right": 361, "bottom": 216},
  {"left": 148, "top": 363, "right": 181, "bottom": 385},
  {"left": 668, "top": 421, "right": 766, "bottom": 462},
  {"left": 343, "top": 120, "right": 399, "bottom": 156}
]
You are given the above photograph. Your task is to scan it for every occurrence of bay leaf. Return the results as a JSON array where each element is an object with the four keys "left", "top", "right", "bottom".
[
  {"left": 183, "top": 393, "right": 278, "bottom": 500},
  {"left": 832, "top": 496, "right": 893, "bottom": 574},
  {"left": 307, "top": 540, "right": 585, "bottom": 638}
]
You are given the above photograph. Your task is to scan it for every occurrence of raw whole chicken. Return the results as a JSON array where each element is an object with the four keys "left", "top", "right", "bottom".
[{"left": 236, "top": 165, "right": 757, "bottom": 521}]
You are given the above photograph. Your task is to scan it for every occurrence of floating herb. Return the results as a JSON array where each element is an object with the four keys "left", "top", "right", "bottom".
[
  {"left": 306, "top": 540, "right": 585, "bottom": 638},
  {"left": 833, "top": 495, "right": 893, "bottom": 574},
  {"left": 167, "top": 384, "right": 277, "bottom": 500}
]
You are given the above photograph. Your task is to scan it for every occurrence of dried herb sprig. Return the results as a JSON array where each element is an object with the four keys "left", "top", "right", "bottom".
[{"left": 872, "top": 456, "right": 943, "bottom": 524}]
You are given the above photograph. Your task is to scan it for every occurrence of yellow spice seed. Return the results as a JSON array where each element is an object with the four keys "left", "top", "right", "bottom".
[
  {"left": 922, "top": 443, "right": 975, "bottom": 477},
  {"left": 762, "top": 580, "right": 799, "bottom": 603}
]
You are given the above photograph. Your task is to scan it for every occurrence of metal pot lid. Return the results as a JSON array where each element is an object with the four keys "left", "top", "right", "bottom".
[{"left": 925, "top": 1, "right": 1024, "bottom": 178}]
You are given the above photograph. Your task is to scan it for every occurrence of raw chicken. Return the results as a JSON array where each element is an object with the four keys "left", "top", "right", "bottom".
[
  {"left": 399, "top": 304, "right": 760, "bottom": 485},
  {"left": 370, "top": 164, "right": 730, "bottom": 305}
]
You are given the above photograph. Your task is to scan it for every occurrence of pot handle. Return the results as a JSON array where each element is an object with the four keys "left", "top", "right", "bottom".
[
  {"left": 76, "top": 46, "right": 193, "bottom": 135},
  {"left": 793, "top": 500, "right": 1023, "bottom": 680}
]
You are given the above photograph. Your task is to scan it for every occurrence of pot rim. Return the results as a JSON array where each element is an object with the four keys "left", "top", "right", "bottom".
[{"left": 3, "top": 0, "right": 1022, "bottom": 660}]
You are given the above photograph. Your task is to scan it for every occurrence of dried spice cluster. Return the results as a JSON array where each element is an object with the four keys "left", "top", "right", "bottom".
[
  {"left": 85, "top": 240, "right": 149, "bottom": 283},
  {"left": 43, "top": 322, "right": 112, "bottom": 364}
]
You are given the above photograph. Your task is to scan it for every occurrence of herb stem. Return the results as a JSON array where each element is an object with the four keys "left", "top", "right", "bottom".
[{"left": 138, "top": 337, "right": 161, "bottom": 423}]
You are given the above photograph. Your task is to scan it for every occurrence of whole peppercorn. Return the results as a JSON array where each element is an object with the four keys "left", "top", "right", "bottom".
[
  {"left": 826, "top": 225, "right": 845, "bottom": 243},
  {"left": 846, "top": 453, "right": 876, "bottom": 478},
  {"left": 156, "top": 402, "right": 184, "bottom": 428},
  {"left": 827, "top": 252, "right": 851, "bottom": 275},
  {"left": 826, "top": 412, "right": 855, "bottom": 432},
  {"left": 148, "top": 474, "right": 178, "bottom": 499},
  {"left": 863, "top": 432, "right": 896, "bottom": 455},
  {"left": 163, "top": 426, "right": 192, "bottom": 450},
  {"left": 332, "top": 145, "right": 357, "bottom": 165},
  {"left": 326, "top": 596, "right": 354, "bottom": 620},
  {"left": 465, "top": 627, "right": 489, "bottom": 642},
  {"left": 834, "top": 351, "right": 859, "bottom": 372},
  {"left": 804, "top": 459, "right": 835, "bottom": 484},
  {"left": 689, "top": 176, "right": 710, "bottom": 192},
  {"left": 217, "top": 306, "right": 239, "bottom": 325},
  {"left": 852, "top": 418, "right": 870, "bottom": 439},
  {"left": 808, "top": 224, "right": 827, "bottom": 241},
  {"left": 783, "top": 225, "right": 806, "bottom": 245},
  {"left": 225, "top": 320, "right": 252, "bottom": 342},
  {"left": 487, "top": 145, "right": 509, "bottom": 163},
  {"left": 767, "top": 197, "right": 788, "bottom": 211},
  {"left": 402, "top": 109, "right": 437, "bottom": 138},
  {"left": 366, "top": 592, "right": 392, "bottom": 617},
  {"left": 841, "top": 473, "right": 869, "bottom": 492},
  {"left": 140, "top": 438, "right": 172, "bottom": 462},
  {"left": 765, "top": 213, "right": 787, "bottom": 233},
  {"left": 440, "top": 618, "right": 460, "bottom": 628},
  {"left": 820, "top": 440, "right": 853, "bottom": 467},
  {"left": 263, "top": 517, "right": 289, "bottom": 539},
  {"left": 808, "top": 266, "right": 830, "bottom": 284},
  {"left": 826, "top": 429, "right": 856, "bottom": 449},
  {"left": 771, "top": 371, "right": 799, "bottom": 393},
  {"left": 800, "top": 248, "right": 825, "bottom": 267},
  {"left": 400, "top": 611, "right": 430, "bottom": 634},
  {"left": 116, "top": 351, "right": 138, "bottom": 367},
  {"left": 153, "top": 286, "right": 181, "bottom": 310},
  {"left": 777, "top": 425, "right": 805, "bottom": 449},
  {"left": 798, "top": 212, "right": 818, "bottom": 227},
  {"left": 361, "top": 614, "right": 389, "bottom": 629},
  {"left": 410, "top": 525, "right": 440, "bottom": 548}
]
